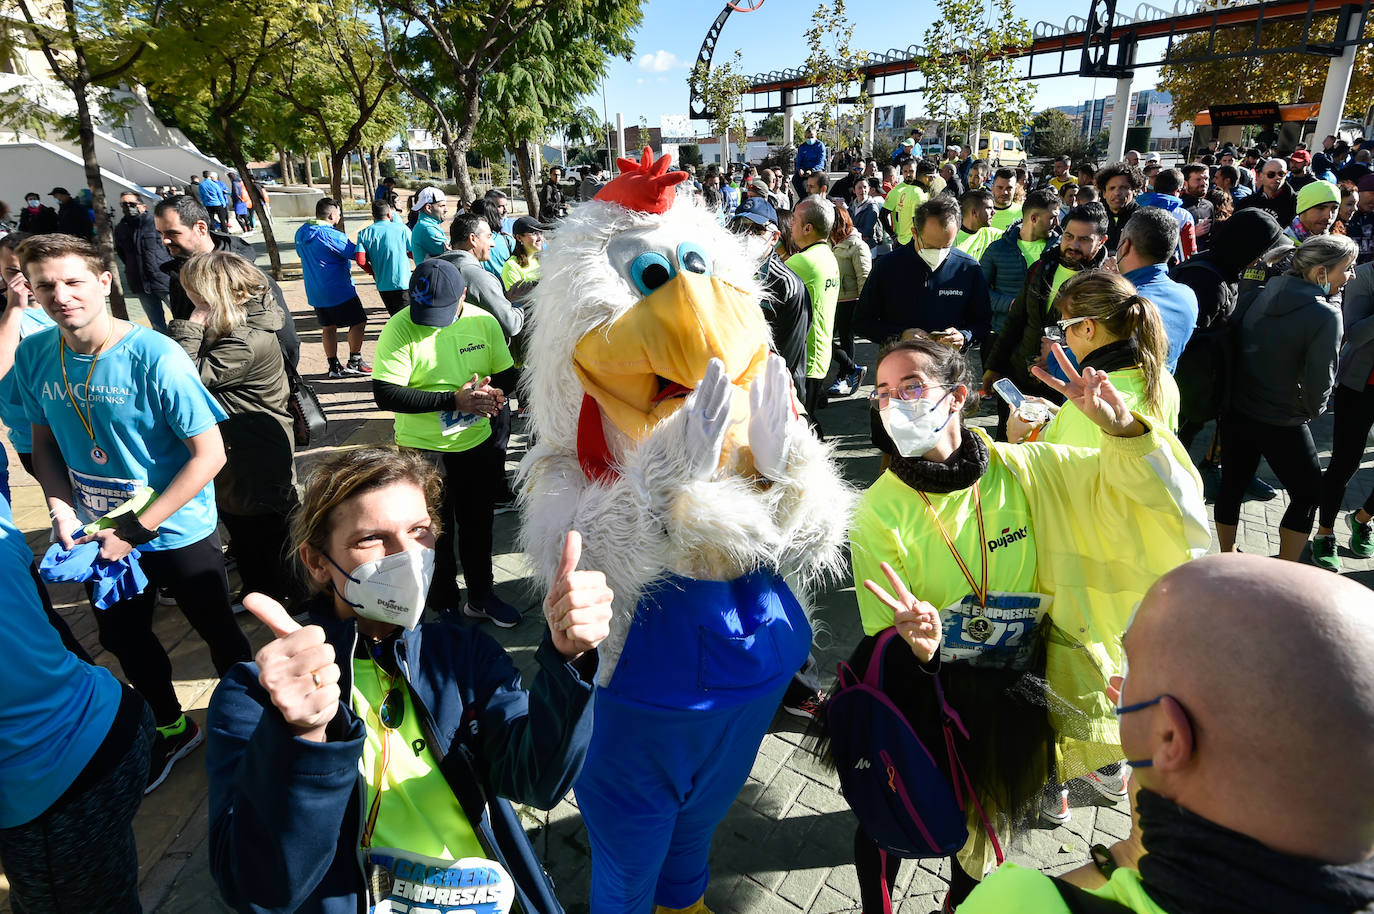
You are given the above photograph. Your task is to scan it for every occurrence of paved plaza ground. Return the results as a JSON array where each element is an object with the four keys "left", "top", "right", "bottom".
[{"left": 2, "top": 220, "right": 1372, "bottom": 913}]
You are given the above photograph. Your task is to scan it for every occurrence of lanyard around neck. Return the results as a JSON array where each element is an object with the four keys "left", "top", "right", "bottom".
[
  {"left": 58, "top": 319, "right": 115, "bottom": 445},
  {"left": 917, "top": 482, "right": 989, "bottom": 611}
]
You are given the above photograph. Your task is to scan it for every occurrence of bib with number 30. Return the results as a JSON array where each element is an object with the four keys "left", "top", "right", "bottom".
[{"left": 939, "top": 591, "right": 1051, "bottom": 671}]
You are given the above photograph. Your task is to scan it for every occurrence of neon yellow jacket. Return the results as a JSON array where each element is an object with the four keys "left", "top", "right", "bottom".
[
  {"left": 959, "top": 863, "right": 1169, "bottom": 913},
  {"left": 1041, "top": 367, "right": 1180, "bottom": 448},
  {"left": 850, "top": 420, "right": 1209, "bottom": 774}
]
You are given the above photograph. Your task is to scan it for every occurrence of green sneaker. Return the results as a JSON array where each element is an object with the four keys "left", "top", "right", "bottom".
[
  {"left": 1312, "top": 535, "right": 1341, "bottom": 572},
  {"left": 1348, "top": 513, "right": 1374, "bottom": 558}
]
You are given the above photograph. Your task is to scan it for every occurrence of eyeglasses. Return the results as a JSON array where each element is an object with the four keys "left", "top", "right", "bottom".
[
  {"left": 1056, "top": 315, "right": 1090, "bottom": 331},
  {"left": 868, "top": 382, "right": 944, "bottom": 409},
  {"left": 1263, "top": 170, "right": 1286, "bottom": 178}
]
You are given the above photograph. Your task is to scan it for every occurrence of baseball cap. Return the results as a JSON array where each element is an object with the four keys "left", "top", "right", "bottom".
[
  {"left": 1289, "top": 149, "right": 1312, "bottom": 166},
  {"left": 747, "top": 177, "right": 772, "bottom": 196},
  {"left": 1143, "top": 152, "right": 1161, "bottom": 164},
  {"left": 407, "top": 259, "right": 467, "bottom": 327},
  {"left": 512, "top": 215, "right": 550, "bottom": 234},
  {"left": 903, "top": 138, "right": 916, "bottom": 147},
  {"left": 1296, "top": 179, "right": 1340, "bottom": 214},
  {"left": 410, "top": 186, "right": 447, "bottom": 212},
  {"left": 732, "top": 197, "right": 778, "bottom": 229}
]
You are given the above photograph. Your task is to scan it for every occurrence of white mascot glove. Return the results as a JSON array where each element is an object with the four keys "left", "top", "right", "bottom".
[
  {"left": 749, "top": 353, "right": 795, "bottom": 482},
  {"left": 682, "top": 357, "right": 733, "bottom": 481}
]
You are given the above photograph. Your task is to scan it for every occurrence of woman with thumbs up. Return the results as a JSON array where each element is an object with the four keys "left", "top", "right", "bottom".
[{"left": 206, "top": 446, "right": 612, "bottom": 914}]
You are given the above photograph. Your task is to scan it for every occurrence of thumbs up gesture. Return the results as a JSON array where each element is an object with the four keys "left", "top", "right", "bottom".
[
  {"left": 243, "top": 593, "right": 340, "bottom": 743},
  {"left": 542, "top": 531, "right": 613, "bottom": 661}
]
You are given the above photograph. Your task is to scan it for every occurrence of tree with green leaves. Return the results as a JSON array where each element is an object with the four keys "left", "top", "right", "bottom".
[
  {"left": 376, "top": 0, "right": 638, "bottom": 202},
  {"left": 916, "top": 0, "right": 1034, "bottom": 159},
  {"left": 689, "top": 50, "right": 750, "bottom": 165},
  {"left": 1159, "top": 20, "right": 1374, "bottom": 128},
  {"left": 272, "top": 0, "right": 402, "bottom": 228},
  {"left": 802, "top": 0, "right": 870, "bottom": 152},
  {"left": 136, "top": 3, "right": 312, "bottom": 277},
  {"left": 7, "top": 0, "right": 167, "bottom": 318},
  {"left": 757, "top": 113, "right": 785, "bottom": 144}
]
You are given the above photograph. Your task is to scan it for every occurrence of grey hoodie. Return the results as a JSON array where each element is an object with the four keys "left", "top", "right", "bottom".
[{"left": 1233, "top": 272, "right": 1341, "bottom": 426}]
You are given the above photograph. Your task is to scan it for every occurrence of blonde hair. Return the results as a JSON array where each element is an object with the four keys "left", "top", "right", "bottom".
[
  {"left": 178, "top": 250, "right": 267, "bottom": 341},
  {"left": 1056, "top": 269, "right": 1169, "bottom": 417},
  {"left": 291, "top": 447, "right": 443, "bottom": 594}
]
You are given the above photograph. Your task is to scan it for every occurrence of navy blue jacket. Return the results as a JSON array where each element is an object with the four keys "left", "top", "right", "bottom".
[
  {"left": 206, "top": 599, "right": 597, "bottom": 914},
  {"left": 853, "top": 241, "right": 992, "bottom": 347},
  {"left": 979, "top": 222, "right": 1059, "bottom": 332}
]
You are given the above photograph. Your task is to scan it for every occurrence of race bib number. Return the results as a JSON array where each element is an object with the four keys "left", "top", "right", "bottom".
[
  {"left": 939, "top": 591, "right": 1051, "bottom": 671},
  {"left": 68, "top": 468, "right": 143, "bottom": 524},
  {"left": 438, "top": 410, "right": 480, "bottom": 437},
  {"left": 367, "top": 851, "right": 514, "bottom": 914}
]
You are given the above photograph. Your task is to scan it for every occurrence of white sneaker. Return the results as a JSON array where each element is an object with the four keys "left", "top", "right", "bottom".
[
  {"left": 1040, "top": 785, "right": 1071, "bottom": 825},
  {"left": 1080, "top": 765, "right": 1130, "bottom": 801}
]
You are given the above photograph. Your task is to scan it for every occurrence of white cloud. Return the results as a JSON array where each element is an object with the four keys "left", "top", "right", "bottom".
[
  {"left": 637, "top": 50, "right": 682, "bottom": 73},
  {"left": 636, "top": 77, "right": 645, "bottom": 85}
]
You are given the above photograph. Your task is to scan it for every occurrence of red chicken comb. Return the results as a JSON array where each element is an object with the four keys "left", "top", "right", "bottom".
[{"left": 594, "top": 147, "right": 690, "bottom": 215}]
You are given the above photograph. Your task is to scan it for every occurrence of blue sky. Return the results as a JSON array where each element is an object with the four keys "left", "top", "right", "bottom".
[{"left": 586, "top": 0, "right": 1171, "bottom": 133}]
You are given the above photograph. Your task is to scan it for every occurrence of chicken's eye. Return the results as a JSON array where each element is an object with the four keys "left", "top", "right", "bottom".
[
  {"left": 677, "top": 242, "right": 711, "bottom": 276},
  {"left": 630, "top": 251, "right": 676, "bottom": 296}
]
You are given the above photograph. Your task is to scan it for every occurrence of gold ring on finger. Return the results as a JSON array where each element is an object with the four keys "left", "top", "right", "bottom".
[{"left": 311, "top": 671, "right": 322, "bottom": 689}]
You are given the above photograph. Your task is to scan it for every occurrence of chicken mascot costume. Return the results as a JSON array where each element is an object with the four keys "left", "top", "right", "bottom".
[{"left": 519, "top": 150, "right": 854, "bottom": 913}]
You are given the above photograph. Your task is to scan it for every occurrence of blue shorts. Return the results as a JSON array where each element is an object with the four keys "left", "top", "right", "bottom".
[{"left": 314, "top": 294, "right": 366, "bottom": 328}]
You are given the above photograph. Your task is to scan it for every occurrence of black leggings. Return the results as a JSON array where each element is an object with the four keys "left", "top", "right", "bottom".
[
  {"left": 854, "top": 826, "right": 978, "bottom": 912},
  {"left": 804, "top": 378, "right": 827, "bottom": 440},
  {"left": 832, "top": 298, "right": 858, "bottom": 376},
  {"left": 91, "top": 532, "right": 250, "bottom": 726},
  {"left": 420, "top": 437, "right": 501, "bottom": 609},
  {"left": 221, "top": 509, "right": 302, "bottom": 605},
  {"left": 1320, "top": 383, "right": 1374, "bottom": 529},
  {"left": 1215, "top": 413, "right": 1321, "bottom": 533}
]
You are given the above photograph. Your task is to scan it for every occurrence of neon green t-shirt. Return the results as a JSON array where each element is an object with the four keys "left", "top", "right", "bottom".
[
  {"left": 959, "top": 862, "right": 1169, "bottom": 913},
  {"left": 990, "top": 203, "right": 1023, "bottom": 231},
  {"left": 1048, "top": 263, "right": 1078, "bottom": 311},
  {"left": 882, "top": 182, "right": 928, "bottom": 245},
  {"left": 501, "top": 254, "right": 541, "bottom": 289},
  {"left": 956, "top": 226, "right": 1001, "bottom": 261},
  {"left": 1016, "top": 237, "right": 1047, "bottom": 269},
  {"left": 787, "top": 242, "right": 841, "bottom": 380},
  {"left": 1041, "top": 366, "right": 1180, "bottom": 448},
  {"left": 372, "top": 306, "right": 515, "bottom": 452},
  {"left": 352, "top": 659, "right": 485, "bottom": 862},
  {"left": 850, "top": 457, "right": 1038, "bottom": 636}
]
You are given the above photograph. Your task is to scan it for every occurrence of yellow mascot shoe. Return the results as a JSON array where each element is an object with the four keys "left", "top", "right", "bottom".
[{"left": 653, "top": 897, "right": 714, "bottom": 914}]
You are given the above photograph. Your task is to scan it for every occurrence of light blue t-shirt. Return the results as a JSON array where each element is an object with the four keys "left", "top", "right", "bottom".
[
  {"left": 483, "top": 231, "right": 514, "bottom": 280},
  {"left": 0, "top": 307, "right": 57, "bottom": 454},
  {"left": 295, "top": 220, "right": 358, "bottom": 309},
  {"left": 16, "top": 324, "right": 228, "bottom": 551},
  {"left": 356, "top": 219, "right": 413, "bottom": 293},
  {"left": 411, "top": 212, "right": 447, "bottom": 265},
  {"left": 0, "top": 496, "right": 122, "bottom": 828}
]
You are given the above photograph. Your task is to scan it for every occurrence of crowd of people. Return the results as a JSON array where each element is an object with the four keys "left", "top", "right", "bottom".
[{"left": 0, "top": 122, "right": 1372, "bottom": 914}]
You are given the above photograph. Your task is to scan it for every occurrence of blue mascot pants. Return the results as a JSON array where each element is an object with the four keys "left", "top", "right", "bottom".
[{"left": 576, "top": 571, "right": 810, "bottom": 912}]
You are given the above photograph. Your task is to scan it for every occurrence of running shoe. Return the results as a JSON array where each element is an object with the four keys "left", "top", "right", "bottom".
[
  {"left": 327, "top": 359, "right": 346, "bottom": 380},
  {"left": 826, "top": 375, "right": 846, "bottom": 396},
  {"left": 146, "top": 716, "right": 205, "bottom": 794},
  {"left": 1040, "top": 785, "right": 1071, "bottom": 826},
  {"left": 1246, "top": 476, "right": 1278, "bottom": 501},
  {"left": 782, "top": 690, "right": 827, "bottom": 720},
  {"left": 846, "top": 365, "right": 868, "bottom": 395},
  {"left": 1312, "top": 534, "right": 1341, "bottom": 572},
  {"left": 1079, "top": 765, "right": 1130, "bottom": 801},
  {"left": 1349, "top": 513, "right": 1374, "bottom": 558},
  {"left": 343, "top": 354, "right": 371, "bottom": 375},
  {"left": 464, "top": 592, "right": 522, "bottom": 628}
]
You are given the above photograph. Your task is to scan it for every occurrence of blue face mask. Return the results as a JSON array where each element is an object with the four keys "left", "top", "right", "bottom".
[{"left": 1114, "top": 654, "right": 1166, "bottom": 768}]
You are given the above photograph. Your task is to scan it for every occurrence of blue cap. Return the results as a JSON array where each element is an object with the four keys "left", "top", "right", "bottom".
[
  {"left": 408, "top": 259, "right": 467, "bottom": 327},
  {"left": 732, "top": 196, "right": 778, "bottom": 228}
]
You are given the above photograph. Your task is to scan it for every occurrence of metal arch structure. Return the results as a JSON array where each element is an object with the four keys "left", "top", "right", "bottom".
[
  {"left": 689, "top": 0, "right": 766, "bottom": 121},
  {"left": 739, "top": 0, "right": 1374, "bottom": 113}
]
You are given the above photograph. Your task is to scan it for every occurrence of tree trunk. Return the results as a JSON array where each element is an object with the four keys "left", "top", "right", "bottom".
[
  {"left": 515, "top": 139, "right": 537, "bottom": 218},
  {"left": 370, "top": 145, "right": 382, "bottom": 188},
  {"left": 329, "top": 149, "right": 346, "bottom": 229},
  {"left": 219, "top": 116, "right": 282, "bottom": 278},
  {"left": 303, "top": 151, "right": 314, "bottom": 186},
  {"left": 277, "top": 145, "right": 289, "bottom": 184},
  {"left": 447, "top": 140, "right": 473, "bottom": 202},
  {"left": 359, "top": 150, "right": 374, "bottom": 208},
  {"left": 71, "top": 77, "right": 128, "bottom": 320}
]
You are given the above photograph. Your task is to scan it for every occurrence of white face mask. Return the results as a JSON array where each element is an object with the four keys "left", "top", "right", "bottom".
[
  {"left": 327, "top": 548, "right": 435, "bottom": 630},
  {"left": 918, "top": 245, "right": 952, "bottom": 271},
  {"left": 880, "top": 391, "right": 955, "bottom": 457}
]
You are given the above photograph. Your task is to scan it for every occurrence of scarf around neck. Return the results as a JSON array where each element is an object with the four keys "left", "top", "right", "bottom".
[
  {"left": 887, "top": 426, "right": 990, "bottom": 494},
  {"left": 1135, "top": 788, "right": 1374, "bottom": 914}
]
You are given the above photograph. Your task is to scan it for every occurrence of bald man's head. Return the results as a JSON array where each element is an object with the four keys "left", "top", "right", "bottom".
[{"left": 1122, "top": 554, "right": 1374, "bottom": 863}]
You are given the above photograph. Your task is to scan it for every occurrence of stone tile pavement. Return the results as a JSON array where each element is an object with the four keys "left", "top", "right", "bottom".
[{"left": 2, "top": 258, "right": 1372, "bottom": 913}]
